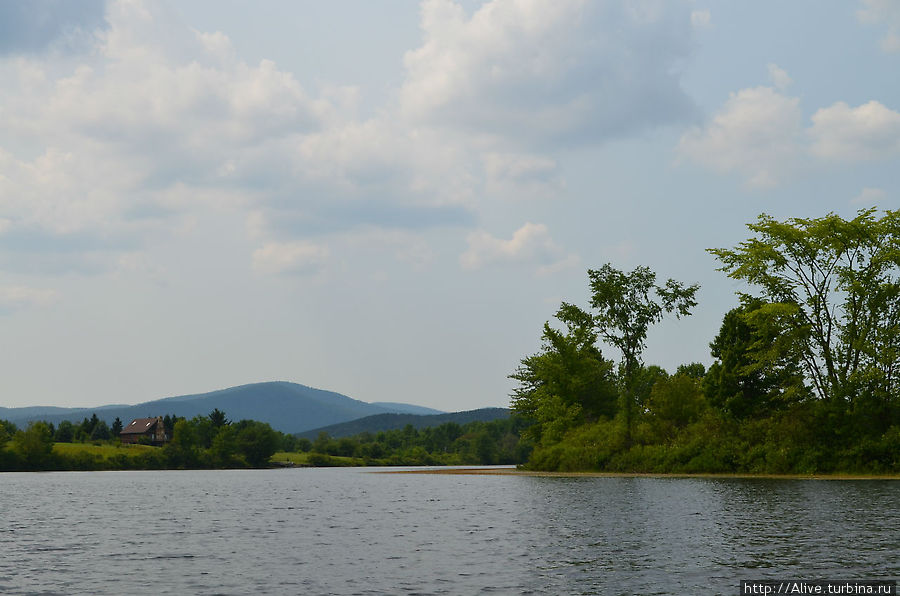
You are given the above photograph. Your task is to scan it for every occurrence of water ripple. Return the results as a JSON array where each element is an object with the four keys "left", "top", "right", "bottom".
[{"left": 0, "top": 470, "right": 897, "bottom": 594}]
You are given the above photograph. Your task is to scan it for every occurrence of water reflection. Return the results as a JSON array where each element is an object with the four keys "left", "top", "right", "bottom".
[{"left": 0, "top": 470, "right": 897, "bottom": 595}]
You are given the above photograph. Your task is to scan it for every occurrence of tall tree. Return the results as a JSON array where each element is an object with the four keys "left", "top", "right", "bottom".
[
  {"left": 709, "top": 208, "right": 900, "bottom": 405},
  {"left": 209, "top": 408, "right": 229, "bottom": 428},
  {"left": 90, "top": 420, "right": 111, "bottom": 441},
  {"left": 510, "top": 308, "right": 617, "bottom": 445},
  {"left": 13, "top": 422, "right": 55, "bottom": 469},
  {"left": 704, "top": 299, "right": 807, "bottom": 419},
  {"left": 559, "top": 264, "right": 699, "bottom": 443},
  {"left": 234, "top": 421, "right": 281, "bottom": 467},
  {"left": 54, "top": 420, "right": 75, "bottom": 443}
]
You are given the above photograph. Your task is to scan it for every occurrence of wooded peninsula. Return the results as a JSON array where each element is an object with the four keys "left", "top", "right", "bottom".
[{"left": 511, "top": 208, "right": 899, "bottom": 474}]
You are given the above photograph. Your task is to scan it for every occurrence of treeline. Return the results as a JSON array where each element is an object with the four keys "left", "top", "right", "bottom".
[
  {"left": 295, "top": 416, "right": 533, "bottom": 466},
  {"left": 512, "top": 209, "right": 900, "bottom": 474},
  {"left": 1, "top": 409, "right": 533, "bottom": 471},
  {"left": 0, "top": 410, "right": 285, "bottom": 471}
]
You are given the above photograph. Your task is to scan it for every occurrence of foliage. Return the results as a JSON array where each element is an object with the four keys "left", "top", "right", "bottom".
[
  {"left": 512, "top": 211, "right": 900, "bottom": 473},
  {"left": 709, "top": 208, "right": 900, "bottom": 405},
  {"left": 559, "top": 264, "right": 699, "bottom": 443},
  {"left": 233, "top": 420, "right": 281, "bottom": 467},
  {"left": 0, "top": 419, "right": 17, "bottom": 444},
  {"left": 510, "top": 316, "right": 617, "bottom": 444},
  {"left": 703, "top": 299, "right": 807, "bottom": 418},
  {"left": 54, "top": 420, "right": 75, "bottom": 443},
  {"left": 12, "top": 422, "right": 55, "bottom": 468},
  {"left": 292, "top": 416, "right": 533, "bottom": 467}
]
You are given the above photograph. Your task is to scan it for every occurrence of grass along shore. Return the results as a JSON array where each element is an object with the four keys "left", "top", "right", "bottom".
[{"left": 378, "top": 467, "right": 900, "bottom": 480}]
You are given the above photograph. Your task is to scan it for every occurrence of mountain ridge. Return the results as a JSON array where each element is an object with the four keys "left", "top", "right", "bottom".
[{"left": 0, "top": 382, "right": 447, "bottom": 435}]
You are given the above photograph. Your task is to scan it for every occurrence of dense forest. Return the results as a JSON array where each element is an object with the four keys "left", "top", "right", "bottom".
[
  {"left": 293, "top": 416, "right": 532, "bottom": 466},
  {"left": 511, "top": 209, "right": 900, "bottom": 474},
  {"left": 0, "top": 409, "right": 532, "bottom": 471}
]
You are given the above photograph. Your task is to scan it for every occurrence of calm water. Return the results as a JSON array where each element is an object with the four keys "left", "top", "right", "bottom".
[{"left": 0, "top": 468, "right": 897, "bottom": 595}]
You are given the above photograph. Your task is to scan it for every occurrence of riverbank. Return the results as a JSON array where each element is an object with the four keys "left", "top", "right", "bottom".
[{"left": 378, "top": 467, "right": 900, "bottom": 480}]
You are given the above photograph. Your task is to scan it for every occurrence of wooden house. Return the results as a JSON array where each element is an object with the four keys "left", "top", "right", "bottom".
[{"left": 120, "top": 416, "right": 168, "bottom": 445}]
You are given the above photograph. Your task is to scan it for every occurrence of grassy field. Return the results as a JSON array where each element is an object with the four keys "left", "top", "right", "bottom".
[
  {"left": 271, "top": 451, "right": 364, "bottom": 467},
  {"left": 52, "top": 441, "right": 157, "bottom": 460}
]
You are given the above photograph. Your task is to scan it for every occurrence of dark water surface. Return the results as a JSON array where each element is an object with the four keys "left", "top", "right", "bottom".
[{"left": 0, "top": 468, "right": 897, "bottom": 595}]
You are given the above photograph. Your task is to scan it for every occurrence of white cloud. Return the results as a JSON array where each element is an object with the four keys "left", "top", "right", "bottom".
[
  {"left": 400, "top": 0, "right": 696, "bottom": 145},
  {"left": 252, "top": 241, "right": 329, "bottom": 275},
  {"left": 0, "top": 0, "right": 701, "bottom": 278},
  {"left": 677, "top": 85, "right": 804, "bottom": 188},
  {"left": 858, "top": 0, "right": 900, "bottom": 52},
  {"left": 767, "top": 63, "right": 792, "bottom": 90},
  {"left": 0, "top": 285, "right": 58, "bottom": 312},
  {"left": 0, "top": 1, "right": 340, "bottom": 271},
  {"left": 851, "top": 187, "right": 887, "bottom": 205},
  {"left": 460, "top": 222, "right": 576, "bottom": 273},
  {"left": 678, "top": 61, "right": 900, "bottom": 187},
  {"left": 809, "top": 100, "right": 900, "bottom": 161}
]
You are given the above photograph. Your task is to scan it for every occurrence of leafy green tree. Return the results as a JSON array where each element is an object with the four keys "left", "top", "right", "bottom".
[
  {"left": 91, "top": 420, "right": 111, "bottom": 441},
  {"left": 559, "top": 264, "right": 699, "bottom": 444},
  {"left": 79, "top": 415, "right": 98, "bottom": 439},
  {"left": 511, "top": 311, "right": 617, "bottom": 445},
  {"left": 234, "top": 420, "right": 280, "bottom": 467},
  {"left": 165, "top": 419, "right": 199, "bottom": 468},
  {"left": 475, "top": 432, "right": 496, "bottom": 464},
  {"left": 0, "top": 419, "right": 17, "bottom": 445},
  {"left": 190, "top": 415, "right": 216, "bottom": 449},
  {"left": 703, "top": 300, "right": 806, "bottom": 418},
  {"left": 336, "top": 437, "right": 358, "bottom": 457},
  {"left": 676, "top": 362, "right": 706, "bottom": 379},
  {"left": 13, "top": 422, "right": 55, "bottom": 469},
  {"left": 111, "top": 417, "right": 123, "bottom": 437},
  {"left": 312, "top": 431, "right": 333, "bottom": 453},
  {"left": 709, "top": 208, "right": 900, "bottom": 405},
  {"left": 630, "top": 365, "right": 669, "bottom": 413},
  {"left": 280, "top": 434, "right": 298, "bottom": 452},
  {"left": 209, "top": 426, "right": 239, "bottom": 468},
  {"left": 647, "top": 373, "right": 706, "bottom": 430}
]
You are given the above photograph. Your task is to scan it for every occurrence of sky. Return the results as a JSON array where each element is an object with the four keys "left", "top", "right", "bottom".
[{"left": 1, "top": 0, "right": 899, "bottom": 411}]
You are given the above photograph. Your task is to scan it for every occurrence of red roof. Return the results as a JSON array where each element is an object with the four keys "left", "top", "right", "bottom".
[{"left": 120, "top": 417, "right": 161, "bottom": 435}]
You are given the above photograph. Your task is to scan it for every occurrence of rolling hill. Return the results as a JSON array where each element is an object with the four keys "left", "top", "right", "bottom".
[
  {"left": 298, "top": 407, "right": 512, "bottom": 439},
  {"left": 0, "top": 382, "right": 445, "bottom": 435}
]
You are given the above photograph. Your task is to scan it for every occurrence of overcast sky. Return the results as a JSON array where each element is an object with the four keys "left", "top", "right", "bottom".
[{"left": 1, "top": 0, "right": 898, "bottom": 411}]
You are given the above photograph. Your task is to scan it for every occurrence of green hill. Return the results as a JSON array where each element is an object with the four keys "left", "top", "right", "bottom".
[{"left": 298, "top": 407, "right": 511, "bottom": 439}]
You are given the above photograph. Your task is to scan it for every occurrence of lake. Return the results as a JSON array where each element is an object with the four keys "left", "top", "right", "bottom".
[{"left": 1, "top": 468, "right": 897, "bottom": 595}]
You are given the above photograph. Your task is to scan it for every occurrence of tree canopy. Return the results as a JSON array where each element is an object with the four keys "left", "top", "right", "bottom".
[{"left": 709, "top": 208, "right": 900, "bottom": 404}]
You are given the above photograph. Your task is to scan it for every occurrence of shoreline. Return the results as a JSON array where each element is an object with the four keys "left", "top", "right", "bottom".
[{"left": 375, "top": 467, "right": 900, "bottom": 480}]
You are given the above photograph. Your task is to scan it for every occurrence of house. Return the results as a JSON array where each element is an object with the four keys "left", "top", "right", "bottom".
[{"left": 120, "top": 416, "right": 168, "bottom": 445}]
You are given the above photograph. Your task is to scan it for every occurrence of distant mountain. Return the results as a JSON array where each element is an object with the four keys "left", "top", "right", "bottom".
[
  {"left": 0, "top": 382, "right": 442, "bottom": 435},
  {"left": 369, "top": 402, "right": 444, "bottom": 416},
  {"left": 298, "top": 407, "right": 511, "bottom": 439}
]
